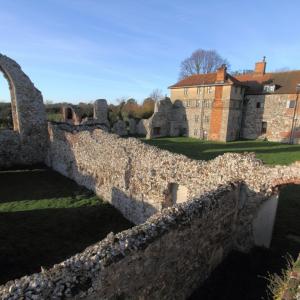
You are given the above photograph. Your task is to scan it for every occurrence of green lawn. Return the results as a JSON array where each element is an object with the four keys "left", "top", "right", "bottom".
[
  {"left": 143, "top": 137, "right": 300, "bottom": 165},
  {"left": 0, "top": 168, "right": 133, "bottom": 284}
]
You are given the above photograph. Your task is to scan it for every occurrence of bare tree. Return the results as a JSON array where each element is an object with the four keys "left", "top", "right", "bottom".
[
  {"left": 149, "top": 89, "right": 163, "bottom": 102},
  {"left": 273, "top": 67, "right": 290, "bottom": 73},
  {"left": 179, "top": 49, "right": 230, "bottom": 79},
  {"left": 231, "top": 69, "right": 253, "bottom": 76}
]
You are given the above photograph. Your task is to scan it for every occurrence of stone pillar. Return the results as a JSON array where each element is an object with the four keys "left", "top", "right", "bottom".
[
  {"left": 112, "top": 120, "right": 127, "bottom": 136},
  {"left": 94, "top": 99, "right": 109, "bottom": 127},
  {"left": 128, "top": 118, "right": 136, "bottom": 135}
]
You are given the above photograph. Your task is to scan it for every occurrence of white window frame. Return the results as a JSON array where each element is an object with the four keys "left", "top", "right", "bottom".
[{"left": 286, "top": 100, "right": 296, "bottom": 109}]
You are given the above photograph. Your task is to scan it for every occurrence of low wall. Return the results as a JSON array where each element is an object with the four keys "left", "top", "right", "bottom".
[
  {"left": 0, "top": 183, "right": 268, "bottom": 300},
  {"left": 0, "top": 129, "right": 46, "bottom": 169},
  {"left": 46, "top": 124, "right": 300, "bottom": 225}
]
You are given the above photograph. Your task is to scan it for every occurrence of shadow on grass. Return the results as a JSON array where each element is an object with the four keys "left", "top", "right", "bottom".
[
  {"left": 0, "top": 168, "right": 89, "bottom": 203},
  {"left": 0, "top": 204, "right": 133, "bottom": 285},
  {"left": 0, "top": 167, "right": 133, "bottom": 285}
]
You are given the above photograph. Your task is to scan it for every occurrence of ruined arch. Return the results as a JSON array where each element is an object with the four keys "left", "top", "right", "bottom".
[
  {"left": 0, "top": 63, "right": 18, "bottom": 131},
  {"left": 0, "top": 54, "right": 47, "bottom": 168},
  {"left": 252, "top": 176, "right": 300, "bottom": 248}
]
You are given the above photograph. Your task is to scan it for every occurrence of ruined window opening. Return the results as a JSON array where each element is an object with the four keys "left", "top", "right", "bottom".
[
  {"left": 66, "top": 108, "right": 73, "bottom": 120},
  {"left": 256, "top": 102, "right": 262, "bottom": 109},
  {"left": 261, "top": 121, "right": 267, "bottom": 134},
  {"left": 0, "top": 70, "right": 14, "bottom": 131},
  {"left": 184, "top": 88, "right": 188, "bottom": 96},
  {"left": 166, "top": 183, "right": 188, "bottom": 206},
  {"left": 153, "top": 127, "right": 161, "bottom": 135},
  {"left": 180, "top": 127, "right": 187, "bottom": 136}
]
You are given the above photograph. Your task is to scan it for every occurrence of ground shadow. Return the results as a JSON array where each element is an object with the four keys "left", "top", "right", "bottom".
[
  {"left": 0, "top": 166, "right": 133, "bottom": 285},
  {"left": 189, "top": 184, "right": 300, "bottom": 300},
  {"left": 0, "top": 168, "right": 89, "bottom": 203},
  {"left": 0, "top": 204, "right": 133, "bottom": 285}
]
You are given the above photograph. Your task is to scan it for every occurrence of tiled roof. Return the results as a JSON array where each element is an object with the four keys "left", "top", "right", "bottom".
[
  {"left": 235, "top": 71, "right": 300, "bottom": 94},
  {"left": 169, "top": 72, "right": 244, "bottom": 88},
  {"left": 169, "top": 70, "right": 300, "bottom": 95},
  {"left": 169, "top": 73, "right": 218, "bottom": 88}
]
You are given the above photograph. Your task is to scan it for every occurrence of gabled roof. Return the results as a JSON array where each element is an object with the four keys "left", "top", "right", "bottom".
[
  {"left": 169, "top": 73, "right": 217, "bottom": 88},
  {"left": 235, "top": 70, "right": 300, "bottom": 94},
  {"left": 169, "top": 70, "right": 300, "bottom": 95},
  {"left": 169, "top": 72, "right": 243, "bottom": 88}
]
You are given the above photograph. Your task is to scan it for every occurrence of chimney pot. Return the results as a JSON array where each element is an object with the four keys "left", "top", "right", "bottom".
[
  {"left": 255, "top": 58, "right": 266, "bottom": 75},
  {"left": 216, "top": 65, "right": 227, "bottom": 82}
]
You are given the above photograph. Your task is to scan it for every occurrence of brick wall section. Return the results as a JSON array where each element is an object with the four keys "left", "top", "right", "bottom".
[{"left": 209, "top": 85, "right": 223, "bottom": 140}]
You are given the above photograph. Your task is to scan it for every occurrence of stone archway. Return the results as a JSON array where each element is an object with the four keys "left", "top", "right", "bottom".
[
  {"left": 252, "top": 176, "right": 300, "bottom": 248},
  {"left": 0, "top": 61, "right": 19, "bottom": 131},
  {"left": 0, "top": 54, "right": 47, "bottom": 168}
]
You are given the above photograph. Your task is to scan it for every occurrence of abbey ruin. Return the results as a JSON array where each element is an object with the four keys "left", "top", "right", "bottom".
[{"left": 0, "top": 53, "right": 300, "bottom": 299}]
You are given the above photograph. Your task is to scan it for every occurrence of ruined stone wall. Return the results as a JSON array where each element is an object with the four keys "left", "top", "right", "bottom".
[
  {"left": 142, "top": 99, "right": 187, "bottom": 139},
  {"left": 93, "top": 99, "right": 109, "bottom": 127},
  {"left": 0, "top": 54, "right": 47, "bottom": 168},
  {"left": 242, "top": 94, "right": 300, "bottom": 143},
  {"left": 0, "top": 183, "right": 273, "bottom": 300},
  {"left": 46, "top": 124, "right": 300, "bottom": 225}
]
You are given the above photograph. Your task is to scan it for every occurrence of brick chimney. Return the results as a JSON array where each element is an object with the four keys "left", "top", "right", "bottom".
[
  {"left": 255, "top": 57, "right": 266, "bottom": 75},
  {"left": 216, "top": 64, "right": 227, "bottom": 83}
]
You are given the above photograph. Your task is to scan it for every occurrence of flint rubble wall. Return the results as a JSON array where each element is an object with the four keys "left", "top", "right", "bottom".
[
  {"left": 0, "top": 54, "right": 47, "bottom": 169},
  {"left": 47, "top": 124, "right": 300, "bottom": 225},
  {"left": 0, "top": 183, "right": 269, "bottom": 300},
  {"left": 1, "top": 125, "right": 300, "bottom": 299}
]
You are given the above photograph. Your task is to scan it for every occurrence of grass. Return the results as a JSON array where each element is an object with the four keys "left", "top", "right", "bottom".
[
  {"left": 267, "top": 255, "right": 296, "bottom": 300},
  {"left": 142, "top": 137, "right": 300, "bottom": 299},
  {"left": 0, "top": 168, "right": 133, "bottom": 284},
  {"left": 47, "top": 112, "right": 62, "bottom": 122},
  {"left": 143, "top": 137, "right": 300, "bottom": 165}
]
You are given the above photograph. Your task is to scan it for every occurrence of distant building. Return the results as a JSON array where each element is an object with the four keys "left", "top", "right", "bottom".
[{"left": 159, "top": 58, "right": 300, "bottom": 143}]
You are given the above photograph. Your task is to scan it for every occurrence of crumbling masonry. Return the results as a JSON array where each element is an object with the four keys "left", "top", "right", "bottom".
[{"left": 0, "top": 54, "right": 300, "bottom": 299}]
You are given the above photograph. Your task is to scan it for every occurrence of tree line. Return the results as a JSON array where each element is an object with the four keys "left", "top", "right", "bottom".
[{"left": 0, "top": 95, "right": 159, "bottom": 129}]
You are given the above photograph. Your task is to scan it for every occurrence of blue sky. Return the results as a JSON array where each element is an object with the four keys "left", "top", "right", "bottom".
[{"left": 1, "top": 0, "right": 300, "bottom": 104}]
